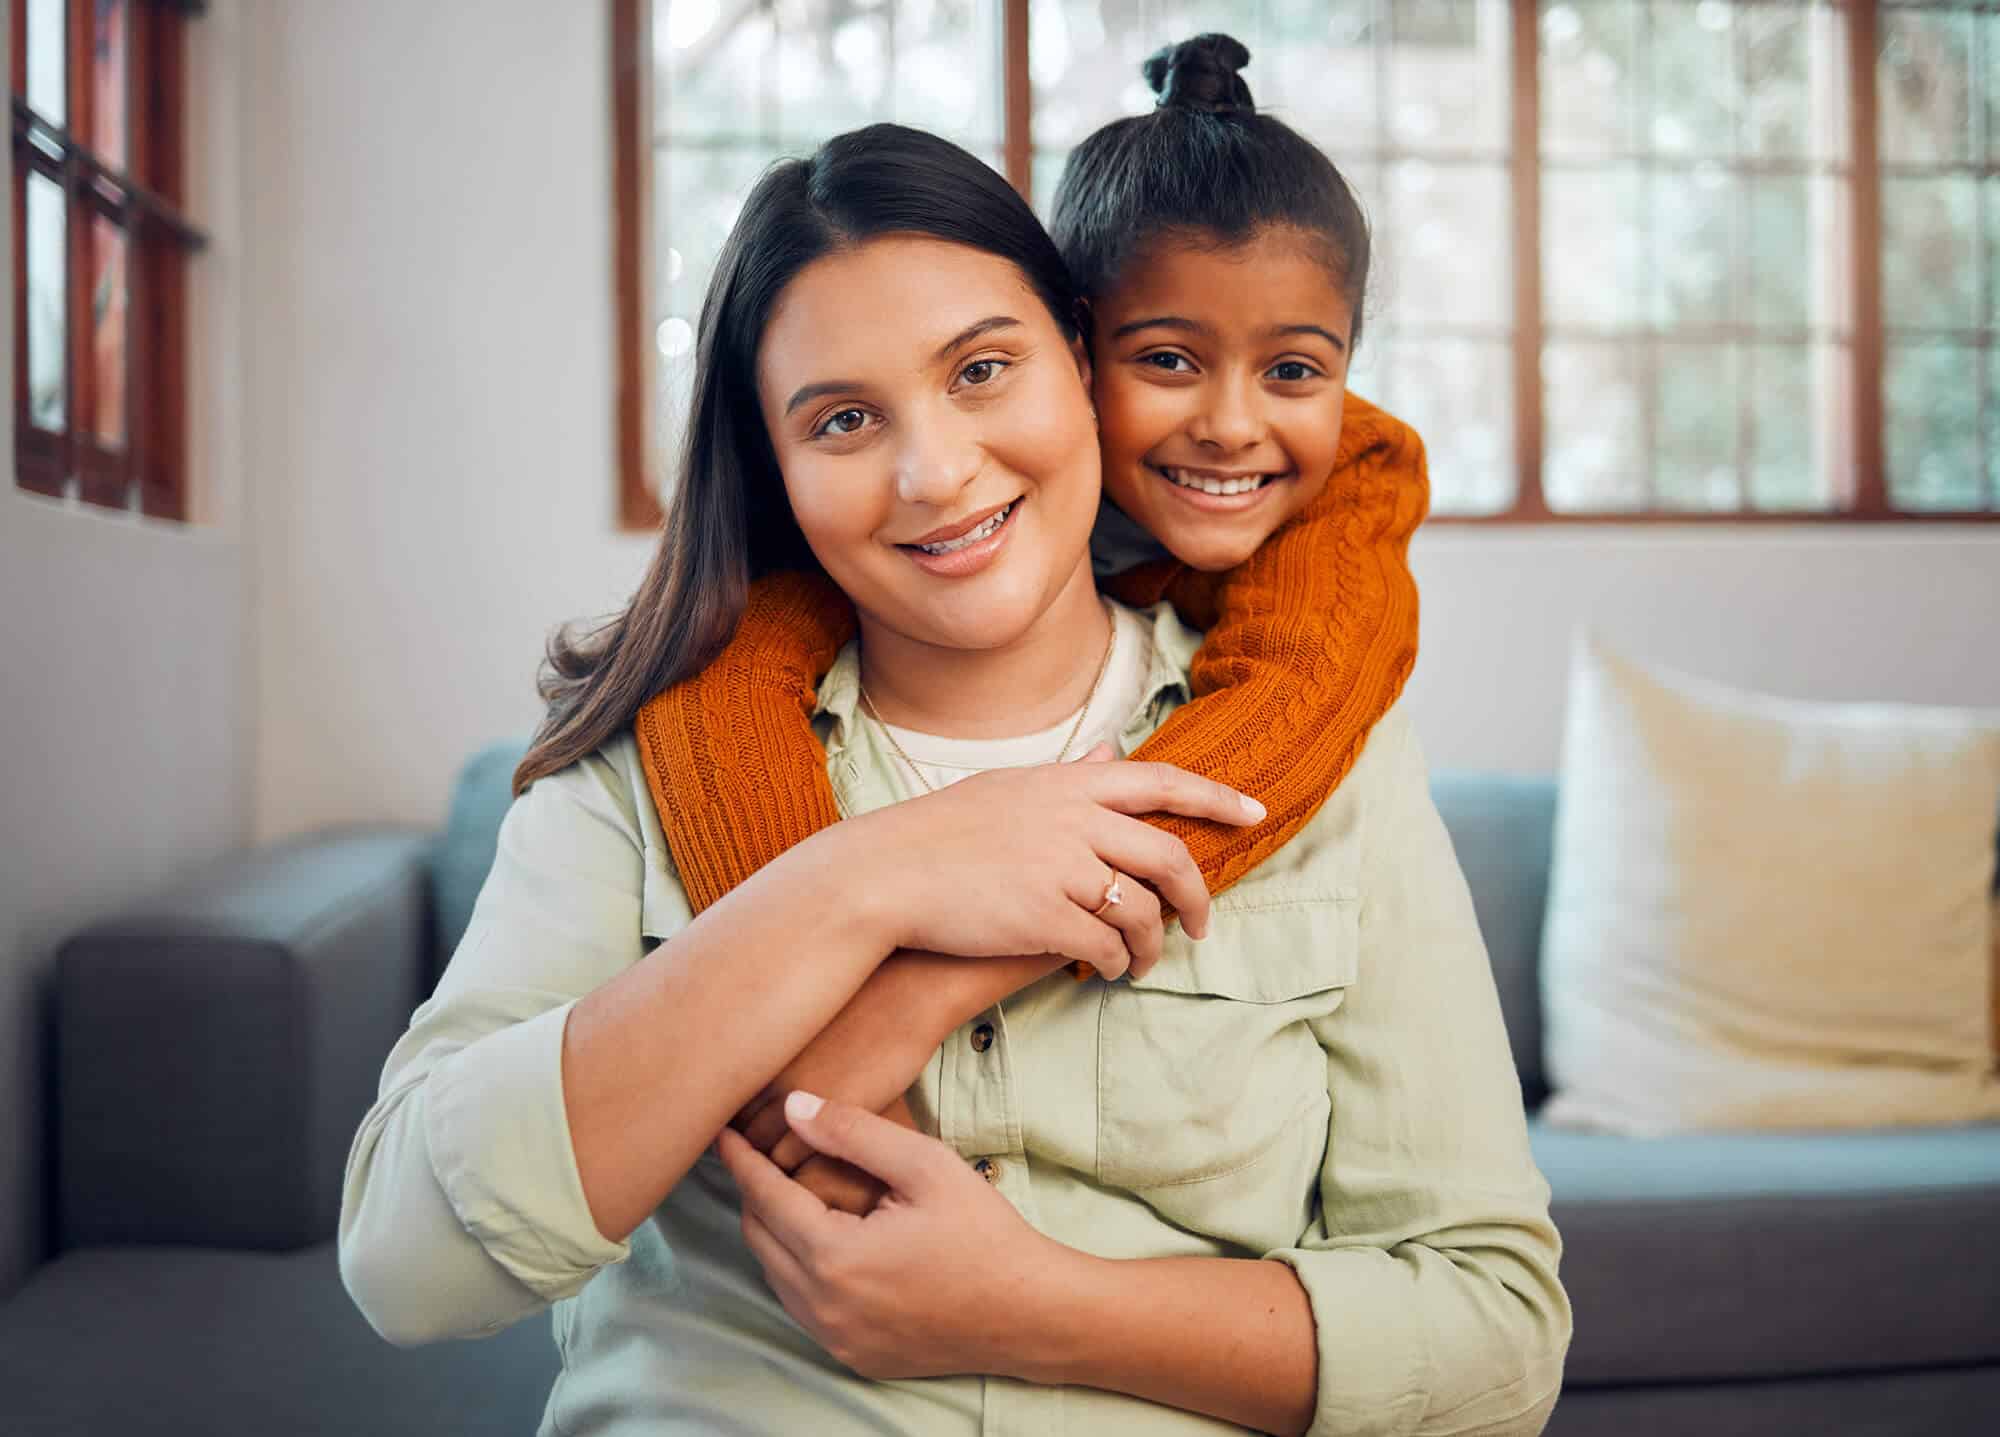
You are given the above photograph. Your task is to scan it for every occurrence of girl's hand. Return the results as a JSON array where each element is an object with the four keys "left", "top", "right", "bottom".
[
  {"left": 716, "top": 1092, "right": 1074, "bottom": 1381},
  {"left": 843, "top": 745, "right": 1264, "bottom": 980},
  {"left": 780, "top": 1096, "right": 920, "bottom": 1216}
]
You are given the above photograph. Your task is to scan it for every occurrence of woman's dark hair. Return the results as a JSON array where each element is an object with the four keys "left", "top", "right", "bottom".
[
  {"left": 1050, "top": 33, "right": 1372, "bottom": 348},
  {"left": 514, "top": 125, "right": 1082, "bottom": 795}
]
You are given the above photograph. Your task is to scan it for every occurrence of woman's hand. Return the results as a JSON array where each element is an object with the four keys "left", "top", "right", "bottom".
[
  {"left": 840, "top": 745, "right": 1264, "bottom": 981},
  {"left": 717, "top": 1092, "right": 1074, "bottom": 1381}
]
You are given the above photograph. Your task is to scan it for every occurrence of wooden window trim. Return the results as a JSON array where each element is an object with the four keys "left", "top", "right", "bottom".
[
  {"left": 613, "top": 0, "right": 1998, "bottom": 530},
  {"left": 11, "top": 0, "right": 206, "bottom": 521}
]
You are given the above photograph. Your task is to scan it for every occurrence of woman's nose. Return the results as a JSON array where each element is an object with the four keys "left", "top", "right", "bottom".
[{"left": 894, "top": 413, "right": 982, "bottom": 506}]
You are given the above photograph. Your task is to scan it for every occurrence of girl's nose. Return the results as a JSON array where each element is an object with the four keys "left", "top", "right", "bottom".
[{"left": 1187, "top": 376, "right": 1263, "bottom": 452}]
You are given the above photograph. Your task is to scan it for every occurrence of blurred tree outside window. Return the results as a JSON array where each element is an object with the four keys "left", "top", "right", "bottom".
[{"left": 618, "top": 1, "right": 1998, "bottom": 524}]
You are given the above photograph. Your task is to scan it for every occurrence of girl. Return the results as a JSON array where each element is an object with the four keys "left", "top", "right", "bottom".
[{"left": 338, "top": 119, "right": 1566, "bottom": 1436}]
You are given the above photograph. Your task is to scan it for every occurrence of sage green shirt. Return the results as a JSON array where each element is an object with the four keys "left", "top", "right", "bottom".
[{"left": 339, "top": 601, "right": 1570, "bottom": 1436}]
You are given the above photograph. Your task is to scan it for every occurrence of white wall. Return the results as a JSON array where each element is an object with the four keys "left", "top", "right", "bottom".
[
  {"left": 244, "top": 3, "right": 2000, "bottom": 847},
  {"left": 0, "top": 2, "right": 252, "bottom": 1296},
  {"left": 245, "top": 0, "right": 654, "bottom": 841}
]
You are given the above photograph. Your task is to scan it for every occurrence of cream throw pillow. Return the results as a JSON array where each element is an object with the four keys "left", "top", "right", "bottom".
[{"left": 1541, "top": 636, "right": 2000, "bottom": 1134}]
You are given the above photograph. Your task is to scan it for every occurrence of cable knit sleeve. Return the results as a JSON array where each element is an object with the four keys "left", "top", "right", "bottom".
[{"left": 634, "top": 569, "right": 856, "bottom": 914}]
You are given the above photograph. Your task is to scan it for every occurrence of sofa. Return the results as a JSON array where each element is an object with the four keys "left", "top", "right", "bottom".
[{"left": 3, "top": 741, "right": 1995, "bottom": 1435}]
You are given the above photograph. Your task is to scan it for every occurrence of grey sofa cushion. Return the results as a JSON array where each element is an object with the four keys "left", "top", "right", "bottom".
[
  {"left": 1548, "top": 1363, "right": 2000, "bottom": 1437},
  {"left": 432, "top": 740, "right": 531, "bottom": 984},
  {"left": 1534, "top": 1119, "right": 2000, "bottom": 1385},
  {"left": 0, "top": 1244, "right": 558, "bottom": 1436},
  {"left": 1431, "top": 774, "right": 1556, "bottom": 1105},
  {"left": 57, "top": 832, "right": 432, "bottom": 1251}
]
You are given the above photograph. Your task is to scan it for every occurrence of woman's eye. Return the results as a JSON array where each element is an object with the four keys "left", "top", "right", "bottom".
[
  {"left": 819, "top": 408, "right": 869, "bottom": 437},
  {"left": 960, "top": 358, "right": 1007, "bottom": 386},
  {"left": 1268, "top": 360, "right": 1320, "bottom": 382},
  {"left": 1140, "top": 352, "right": 1192, "bottom": 373}
]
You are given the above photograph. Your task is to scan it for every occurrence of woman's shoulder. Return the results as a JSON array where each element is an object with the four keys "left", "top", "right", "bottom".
[{"left": 514, "top": 730, "right": 664, "bottom": 854}]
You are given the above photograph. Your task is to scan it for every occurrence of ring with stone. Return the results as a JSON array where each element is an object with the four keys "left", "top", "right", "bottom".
[{"left": 1091, "top": 872, "right": 1124, "bottom": 918}]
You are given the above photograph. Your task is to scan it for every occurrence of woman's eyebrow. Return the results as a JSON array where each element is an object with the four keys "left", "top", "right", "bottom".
[
  {"left": 932, "top": 314, "right": 1022, "bottom": 360},
  {"left": 784, "top": 379, "right": 862, "bottom": 417}
]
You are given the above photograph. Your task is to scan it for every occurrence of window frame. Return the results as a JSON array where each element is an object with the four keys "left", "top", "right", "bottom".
[
  {"left": 11, "top": 0, "right": 206, "bottom": 522},
  {"left": 611, "top": 0, "right": 1998, "bottom": 528}
]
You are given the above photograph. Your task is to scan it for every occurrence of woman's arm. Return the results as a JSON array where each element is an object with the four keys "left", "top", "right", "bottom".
[
  {"left": 1259, "top": 712, "right": 1570, "bottom": 1436},
  {"left": 726, "top": 711, "right": 1569, "bottom": 1437},
  {"left": 339, "top": 743, "right": 898, "bottom": 1344}
]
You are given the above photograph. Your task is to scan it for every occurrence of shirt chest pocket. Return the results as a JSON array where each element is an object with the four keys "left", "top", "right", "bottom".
[{"left": 1096, "top": 891, "right": 1358, "bottom": 1254}]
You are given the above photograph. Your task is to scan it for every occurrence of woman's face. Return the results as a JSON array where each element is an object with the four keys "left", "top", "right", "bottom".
[{"left": 758, "top": 235, "right": 1100, "bottom": 654}]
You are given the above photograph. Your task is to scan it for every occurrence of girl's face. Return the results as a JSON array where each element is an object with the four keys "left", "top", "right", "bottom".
[
  {"left": 757, "top": 235, "right": 1100, "bottom": 654},
  {"left": 1089, "top": 226, "right": 1355, "bottom": 572}
]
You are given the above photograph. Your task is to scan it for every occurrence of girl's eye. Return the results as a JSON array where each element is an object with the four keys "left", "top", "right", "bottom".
[
  {"left": 818, "top": 408, "right": 870, "bottom": 437},
  {"left": 960, "top": 358, "right": 1008, "bottom": 386},
  {"left": 1140, "top": 352, "right": 1193, "bottom": 373},
  {"left": 1268, "top": 360, "right": 1321, "bottom": 382}
]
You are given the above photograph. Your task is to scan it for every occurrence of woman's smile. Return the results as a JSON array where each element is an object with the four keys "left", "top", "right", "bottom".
[{"left": 896, "top": 496, "right": 1024, "bottom": 577}]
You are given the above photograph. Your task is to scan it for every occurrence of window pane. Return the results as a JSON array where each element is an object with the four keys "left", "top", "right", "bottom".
[
  {"left": 1388, "top": 0, "right": 1510, "bottom": 156},
  {"left": 1745, "top": 343, "right": 1838, "bottom": 512},
  {"left": 1884, "top": 342, "right": 1982, "bottom": 511},
  {"left": 1745, "top": 174, "right": 1844, "bottom": 333},
  {"left": 1741, "top": 2, "right": 1842, "bottom": 162},
  {"left": 1540, "top": 0, "right": 1638, "bottom": 158},
  {"left": 27, "top": 0, "right": 67, "bottom": 126},
  {"left": 1654, "top": 340, "right": 1738, "bottom": 511},
  {"left": 1543, "top": 168, "right": 1645, "bottom": 330},
  {"left": 772, "top": 3, "right": 892, "bottom": 139},
  {"left": 95, "top": 0, "right": 131, "bottom": 170},
  {"left": 1880, "top": 176, "right": 1978, "bottom": 334},
  {"left": 1651, "top": 167, "right": 1733, "bottom": 329},
  {"left": 661, "top": 1, "right": 773, "bottom": 138},
  {"left": 890, "top": 0, "right": 1005, "bottom": 144},
  {"left": 1647, "top": 1, "right": 1737, "bottom": 157},
  {"left": 26, "top": 170, "right": 67, "bottom": 432},
  {"left": 1878, "top": 7, "right": 1975, "bottom": 166},
  {"left": 92, "top": 216, "right": 129, "bottom": 449},
  {"left": 1375, "top": 336, "right": 1515, "bottom": 515},
  {"left": 1379, "top": 162, "right": 1509, "bottom": 327},
  {"left": 1989, "top": 12, "right": 2000, "bottom": 165},
  {"left": 654, "top": 146, "right": 780, "bottom": 468},
  {"left": 1543, "top": 341, "right": 1648, "bottom": 511},
  {"left": 1268, "top": 0, "right": 1379, "bottom": 157}
]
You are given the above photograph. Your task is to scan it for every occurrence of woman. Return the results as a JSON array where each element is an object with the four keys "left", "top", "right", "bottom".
[{"left": 339, "top": 125, "right": 1568, "bottom": 1436}]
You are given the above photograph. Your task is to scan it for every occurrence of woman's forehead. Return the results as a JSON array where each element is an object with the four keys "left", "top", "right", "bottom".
[{"left": 758, "top": 237, "right": 1045, "bottom": 386}]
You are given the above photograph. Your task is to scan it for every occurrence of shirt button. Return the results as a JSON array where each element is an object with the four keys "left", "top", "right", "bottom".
[
  {"left": 973, "top": 1157, "right": 1000, "bottom": 1184},
  {"left": 970, "top": 1022, "right": 995, "bottom": 1053}
]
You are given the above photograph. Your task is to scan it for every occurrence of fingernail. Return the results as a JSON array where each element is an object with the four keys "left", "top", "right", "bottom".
[
  {"left": 1241, "top": 795, "right": 1266, "bottom": 821},
  {"left": 785, "top": 1090, "right": 824, "bottom": 1124}
]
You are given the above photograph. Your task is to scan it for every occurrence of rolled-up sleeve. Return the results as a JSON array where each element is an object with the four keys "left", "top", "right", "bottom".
[
  {"left": 339, "top": 741, "right": 667, "bottom": 1346},
  {"left": 1266, "top": 715, "right": 1571, "bottom": 1437}
]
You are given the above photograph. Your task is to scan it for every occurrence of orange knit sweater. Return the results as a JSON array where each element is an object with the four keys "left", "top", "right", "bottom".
[{"left": 634, "top": 391, "right": 1429, "bottom": 934}]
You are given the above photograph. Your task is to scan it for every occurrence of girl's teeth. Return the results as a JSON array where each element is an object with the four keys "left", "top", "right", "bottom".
[
  {"left": 918, "top": 502, "right": 1012, "bottom": 554},
  {"left": 1166, "top": 469, "right": 1269, "bottom": 496}
]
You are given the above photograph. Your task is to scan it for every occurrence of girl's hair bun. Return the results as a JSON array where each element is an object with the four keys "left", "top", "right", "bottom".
[{"left": 1142, "top": 33, "right": 1255, "bottom": 115}]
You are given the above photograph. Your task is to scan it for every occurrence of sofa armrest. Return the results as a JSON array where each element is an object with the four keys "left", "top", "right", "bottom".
[{"left": 55, "top": 829, "right": 435, "bottom": 1252}]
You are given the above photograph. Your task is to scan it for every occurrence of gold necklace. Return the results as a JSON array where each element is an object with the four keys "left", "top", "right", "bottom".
[{"left": 858, "top": 602, "right": 1119, "bottom": 796}]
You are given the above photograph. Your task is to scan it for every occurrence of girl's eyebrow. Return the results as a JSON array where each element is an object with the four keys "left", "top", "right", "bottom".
[
  {"left": 1111, "top": 315, "right": 1206, "bottom": 340},
  {"left": 1273, "top": 323, "right": 1348, "bottom": 354},
  {"left": 1110, "top": 316, "right": 1347, "bottom": 353}
]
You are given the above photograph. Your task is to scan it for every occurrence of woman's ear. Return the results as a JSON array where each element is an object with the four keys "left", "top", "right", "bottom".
[{"left": 1068, "top": 329, "right": 1093, "bottom": 398}]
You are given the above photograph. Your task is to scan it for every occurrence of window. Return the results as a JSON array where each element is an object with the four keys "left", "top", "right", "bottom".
[
  {"left": 12, "top": 0, "right": 205, "bottom": 521},
  {"left": 613, "top": 0, "right": 1998, "bottom": 524}
]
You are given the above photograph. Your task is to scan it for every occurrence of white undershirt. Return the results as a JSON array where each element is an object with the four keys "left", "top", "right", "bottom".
[{"left": 873, "top": 602, "right": 1154, "bottom": 792}]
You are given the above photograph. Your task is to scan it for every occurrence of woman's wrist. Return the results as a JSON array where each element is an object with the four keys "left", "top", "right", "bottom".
[{"left": 771, "top": 814, "right": 909, "bottom": 965}]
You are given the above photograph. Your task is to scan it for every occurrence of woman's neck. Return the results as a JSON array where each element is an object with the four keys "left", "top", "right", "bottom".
[{"left": 855, "top": 560, "right": 1114, "bottom": 741}]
